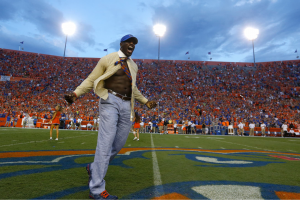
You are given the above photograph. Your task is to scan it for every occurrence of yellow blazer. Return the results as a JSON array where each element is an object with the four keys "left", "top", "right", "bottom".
[{"left": 74, "top": 51, "right": 148, "bottom": 121}]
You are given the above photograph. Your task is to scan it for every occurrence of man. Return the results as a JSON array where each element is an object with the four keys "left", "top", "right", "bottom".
[
  {"left": 249, "top": 121, "right": 255, "bottom": 136},
  {"left": 202, "top": 122, "right": 206, "bottom": 135},
  {"left": 65, "top": 34, "right": 156, "bottom": 199},
  {"left": 281, "top": 122, "right": 288, "bottom": 137},
  {"left": 148, "top": 120, "right": 153, "bottom": 133},
  {"left": 238, "top": 121, "right": 244, "bottom": 136},
  {"left": 152, "top": 118, "right": 158, "bottom": 133},
  {"left": 92, "top": 117, "right": 97, "bottom": 131},
  {"left": 77, "top": 117, "right": 82, "bottom": 130},
  {"left": 173, "top": 121, "right": 178, "bottom": 134},
  {"left": 140, "top": 120, "right": 145, "bottom": 133},
  {"left": 5, "top": 114, "right": 11, "bottom": 127},
  {"left": 191, "top": 121, "right": 196, "bottom": 134},
  {"left": 261, "top": 121, "right": 266, "bottom": 137},
  {"left": 187, "top": 120, "right": 192, "bottom": 134},
  {"left": 22, "top": 114, "right": 28, "bottom": 128},
  {"left": 13, "top": 116, "right": 18, "bottom": 127},
  {"left": 163, "top": 118, "right": 168, "bottom": 134}
]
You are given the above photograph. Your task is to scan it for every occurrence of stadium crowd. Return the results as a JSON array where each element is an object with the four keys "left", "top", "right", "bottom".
[{"left": 1, "top": 48, "right": 300, "bottom": 131}]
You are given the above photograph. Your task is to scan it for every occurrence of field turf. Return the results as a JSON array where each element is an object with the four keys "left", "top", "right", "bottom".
[{"left": 0, "top": 127, "right": 300, "bottom": 199}]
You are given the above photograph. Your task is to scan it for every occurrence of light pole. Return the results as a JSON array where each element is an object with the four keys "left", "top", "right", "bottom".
[
  {"left": 153, "top": 24, "right": 166, "bottom": 64},
  {"left": 62, "top": 22, "right": 76, "bottom": 58},
  {"left": 244, "top": 27, "right": 259, "bottom": 67}
]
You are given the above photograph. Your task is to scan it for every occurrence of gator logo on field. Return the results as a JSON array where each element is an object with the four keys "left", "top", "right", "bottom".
[
  {"left": 0, "top": 148, "right": 299, "bottom": 199},
  {"left": 169, "top": 153, "right": 284, "bottom": 167},
  {"left": 124, "top": 181, "right": 300, "bottom": 199}
]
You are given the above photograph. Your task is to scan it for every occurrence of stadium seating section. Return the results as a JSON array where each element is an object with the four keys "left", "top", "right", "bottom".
[{"left": 1, "top": 48, "right": 300, "bottom": 136}]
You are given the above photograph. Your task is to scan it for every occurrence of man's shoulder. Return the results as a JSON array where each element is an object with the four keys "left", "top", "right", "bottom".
[{"left": 102, "top": 52, "right": 119, "bottom": 61}]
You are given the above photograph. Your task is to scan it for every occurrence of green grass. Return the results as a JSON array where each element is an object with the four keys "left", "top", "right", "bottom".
[{"left": 0, "top": 127, "right": 300, "bottom": 199}]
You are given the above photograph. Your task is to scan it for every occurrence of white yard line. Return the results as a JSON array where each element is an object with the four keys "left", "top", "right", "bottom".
[{"left": 150, "top": 134, "right": 164, "bottom": 197}]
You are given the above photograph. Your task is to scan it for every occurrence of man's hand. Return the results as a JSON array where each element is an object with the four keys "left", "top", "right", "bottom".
[
  {"left": 64, "top": 92, "right": 77, "bottom": 105},
  {"left": 145, "top": 101, "right": 157, "bottom": 109}
]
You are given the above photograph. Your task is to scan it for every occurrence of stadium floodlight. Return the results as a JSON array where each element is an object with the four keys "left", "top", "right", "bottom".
[
  {"left": 244, "top": 27, "right": 259, "bottom": 67},
  {"left": 153, "top": 24, "right": 166, "bottom": 63},
  {"left": 62, "top": 22, "right": 76, "bottom": 58},
  {"left": 153, "top": 24, "right": 166, "bottom": 37}
]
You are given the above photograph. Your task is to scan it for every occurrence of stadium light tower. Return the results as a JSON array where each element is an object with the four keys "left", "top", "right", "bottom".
[
  {"left": 62, "top": 22, "right": 76, "bottom": 58},
  {"left": 153, "top": 24, "right": 166, "bottom": 63},
  {"left": 244, "top": 27, "right": 259, "bottom": 67}
]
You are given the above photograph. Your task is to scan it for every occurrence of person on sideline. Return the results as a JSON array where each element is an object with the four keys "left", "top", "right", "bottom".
[
  {"left": 202, "top": 122, "right": 206, "bottom": 135},
  {"left": 261, "top": 121, "right": 266, "bottom": 137},
  {"left": 238, "top": 121, "right": 245, "bottom": 136},
  {"left": 133, "top": 112, "right": 141, "bottom": 141},
  {"left": 249, "top": 121, "right": 255, "bottom": 136},
  {"left": 5, "top": 114, "right": 11, "bottom": 127},
  {"left": 174, "top": 121, "right": 178, "bottom": 134},
  {"left": 140, "top": 120, "right": 145, "bottom": 133},
  {"left": 49, "top": 105, "right": 62, "bottom": 140},
  {"left": 64, "top": 34, "right": 157, "bottom": 199},
  {"left": 92, "top": 116, "right": 98, "bottom": 131},
  {"left": 281, "top": 122, "right": 288, "bottom": 137}
]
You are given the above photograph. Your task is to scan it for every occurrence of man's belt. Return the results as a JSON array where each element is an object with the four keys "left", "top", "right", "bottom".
[{"left": 108, "top": 90, "right": 131, "bottom": 101}]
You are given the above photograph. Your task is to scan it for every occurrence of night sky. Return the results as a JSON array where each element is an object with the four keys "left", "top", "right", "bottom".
[{"left": 0, "top": 0, "right": 299, "bottom": 62}]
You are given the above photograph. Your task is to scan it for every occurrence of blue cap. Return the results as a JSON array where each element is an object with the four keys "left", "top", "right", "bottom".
[{"left": 120, "top": 34, "right": 138, "bottom": 44}]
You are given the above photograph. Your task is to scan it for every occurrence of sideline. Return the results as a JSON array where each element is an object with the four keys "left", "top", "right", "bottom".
[{"left": 0, "top": 134, "right": 94, "bottom": 148}]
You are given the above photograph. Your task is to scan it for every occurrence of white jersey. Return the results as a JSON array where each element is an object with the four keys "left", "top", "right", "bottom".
[
  {"left": 148, "top": 122, "right": 153, "bottom": 130},
  {"left": 238, "top": 123, "right": 244, "bottom": 129},
  {"left": 282, "top": 124, "right": 288, "bottom": 131},
  {"left": 249, "top": 123, "right": 255, "bottom": 129},
  {"left": 261, "top": 123, "right": 266, "bottom": 129}
]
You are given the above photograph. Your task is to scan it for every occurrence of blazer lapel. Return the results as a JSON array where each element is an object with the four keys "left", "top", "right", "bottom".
[{"left": 127, "top": 59, "right": 136, "bottom": 84}]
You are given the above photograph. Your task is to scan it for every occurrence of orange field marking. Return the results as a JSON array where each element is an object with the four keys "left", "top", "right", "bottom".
[
  {"left": 276, "top": 191, "right": 300, "bottom": 199},
  {"left": 0, "top": 148, "right": 300, "bottom": 159},
  {"left": 0, "top": 150, "right": 95, "bottom": 158},
  {"left": 152, "top": 192, "right": 190, "bottom": 199}
]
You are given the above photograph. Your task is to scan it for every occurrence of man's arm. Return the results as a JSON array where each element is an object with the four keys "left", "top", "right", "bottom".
[{"left": 65, "top": 57, "right": 107, "bottom": 105}]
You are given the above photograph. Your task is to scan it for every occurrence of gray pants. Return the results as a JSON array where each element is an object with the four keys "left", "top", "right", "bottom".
[{"left": 89, "top": 93, "right": 131, "bottom": 195}]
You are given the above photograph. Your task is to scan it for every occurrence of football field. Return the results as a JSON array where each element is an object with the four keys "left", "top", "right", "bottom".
[{"left": 0, "top": 127, "right": 300, "bottom": 199}]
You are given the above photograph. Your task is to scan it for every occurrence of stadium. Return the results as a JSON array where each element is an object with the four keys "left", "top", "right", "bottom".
[{"left": 1, "top": 0, "right": 300, "bottom": 199}]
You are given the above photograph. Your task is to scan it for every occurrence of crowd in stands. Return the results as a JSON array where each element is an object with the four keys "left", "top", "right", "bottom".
[{"left": 1, "top": 48, "right": 300, "bottom": 131}]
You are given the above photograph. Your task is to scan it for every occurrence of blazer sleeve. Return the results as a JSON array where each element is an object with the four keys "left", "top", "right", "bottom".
[
  {"left": 133, "top": 85, "right": 148, "bottom": 104},
  {"left": 74, "top": 56, "right": 107, "bottom": 97}
]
